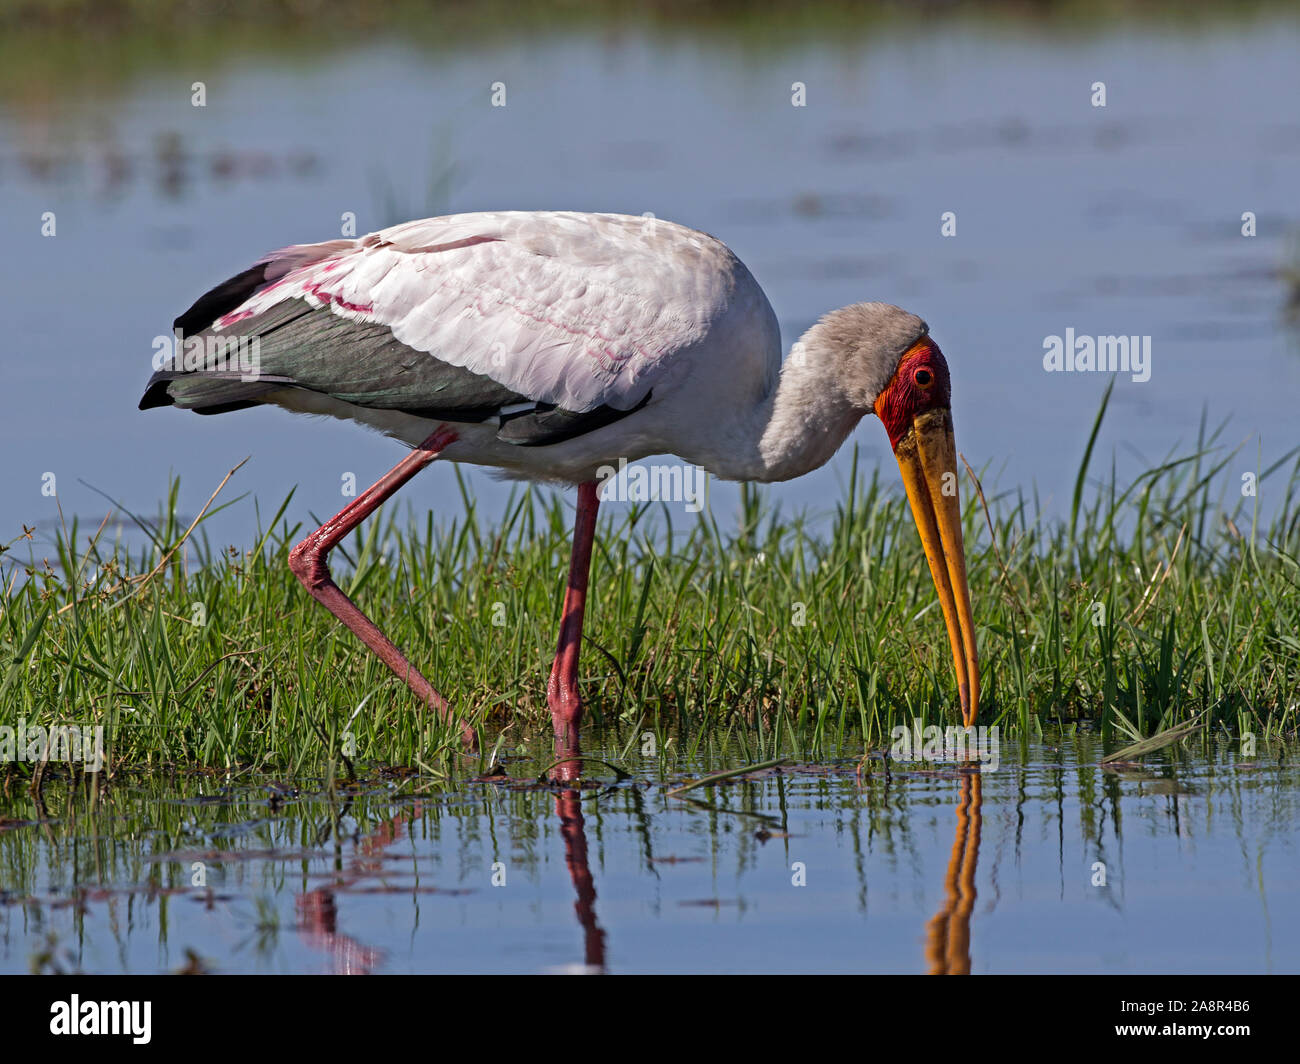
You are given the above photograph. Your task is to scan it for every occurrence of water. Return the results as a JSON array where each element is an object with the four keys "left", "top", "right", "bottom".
[
  {"left": 3, "top": 737, "right": 1295, "bottom": 974},
  {"left": 2, "top": 14, "right": 1299, "bottom": 557}
]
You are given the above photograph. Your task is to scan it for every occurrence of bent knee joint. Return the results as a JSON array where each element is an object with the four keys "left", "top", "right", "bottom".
[{"left": 288, "top": 542, "right": 330, "bottom": 588}]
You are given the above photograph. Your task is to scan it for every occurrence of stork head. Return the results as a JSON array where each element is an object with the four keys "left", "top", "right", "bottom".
[{"left": 818, "top": 302, "right": 980, "bottom": 727}]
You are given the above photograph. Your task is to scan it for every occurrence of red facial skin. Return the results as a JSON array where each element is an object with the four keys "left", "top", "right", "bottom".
[{"left": 873, "top": 338, "right": 952, "bottom": 450}]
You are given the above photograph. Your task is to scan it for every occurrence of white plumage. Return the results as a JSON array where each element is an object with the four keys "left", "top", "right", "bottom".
[{"left": 205, "top": 212, "right": 779, "bottom": 481}]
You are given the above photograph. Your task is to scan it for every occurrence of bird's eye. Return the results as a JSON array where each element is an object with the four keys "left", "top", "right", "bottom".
[{"left": 914, "top": 368, "right": 934, "bottom": 388}]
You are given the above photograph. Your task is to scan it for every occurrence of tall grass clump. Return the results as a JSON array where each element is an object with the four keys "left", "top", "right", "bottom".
[{"left": 2, "top": 398, "right": 1298, "bottom": 776}]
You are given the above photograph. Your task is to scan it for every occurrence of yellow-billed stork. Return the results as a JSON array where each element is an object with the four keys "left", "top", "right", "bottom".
[{"left": 140, "top": 211, "right": 979, "bottom": 745}]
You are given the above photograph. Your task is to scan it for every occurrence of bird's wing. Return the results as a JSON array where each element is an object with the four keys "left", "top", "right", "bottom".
[{"left": 143, "top": 212, "right": 741, "bottom": 445}]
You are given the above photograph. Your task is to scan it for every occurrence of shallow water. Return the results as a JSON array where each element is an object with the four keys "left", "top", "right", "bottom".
[
  {"left": 3, "top": 736, "right": 1295, "bottom": 973},
  {"left": 2, "top": 14, "right": 1299, "bottom": 553}
]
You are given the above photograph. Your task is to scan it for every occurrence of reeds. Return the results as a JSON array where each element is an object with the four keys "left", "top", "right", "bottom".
[{"left": 2, "top": 396, "right": 1297, "bottom": 776}]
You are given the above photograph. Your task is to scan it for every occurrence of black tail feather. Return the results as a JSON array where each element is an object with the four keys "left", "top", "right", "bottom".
[
  {"left": 137, "top": 369, "right": 282, "bottom": 413},
  {"left": 173, "top": 262, "right": 272, "bottom": 335}
]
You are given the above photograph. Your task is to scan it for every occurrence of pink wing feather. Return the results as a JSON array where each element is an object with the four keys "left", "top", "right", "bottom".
[{"left": 213, "top": 211, "right": 745, "bottom": 413}]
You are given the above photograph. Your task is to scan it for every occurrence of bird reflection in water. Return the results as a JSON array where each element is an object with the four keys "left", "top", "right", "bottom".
[
  {"left": 295, "top": 807, "right": 413, "bottom": 975},
  {"left": 296, "top": 889, "right": 385, "bottom": 976},
  {"left": 294, "top": 738, "right": 607, "bottom": 975},
  {"left": 548, "top": 734, "right": 608, "bottom": 974},
  {"left": 925, "top": 771, "right": 982, "bottom": 975}
]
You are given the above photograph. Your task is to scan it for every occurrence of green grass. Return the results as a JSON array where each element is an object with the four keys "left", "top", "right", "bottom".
[{"left": 3, "top": 398, "right": 1299, "bottom": 778}]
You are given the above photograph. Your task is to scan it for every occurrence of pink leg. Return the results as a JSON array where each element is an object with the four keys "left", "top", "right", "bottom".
[
  {"left": 287, "top": 426, "right": 476, "bottom": 748},
  {"left": 547, "top": 480, "right": 600, "bottom": 740}
]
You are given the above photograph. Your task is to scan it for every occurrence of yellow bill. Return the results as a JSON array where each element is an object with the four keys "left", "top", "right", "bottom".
[{"left": 893, "top": 408, "right": 979, "bottom": 727}]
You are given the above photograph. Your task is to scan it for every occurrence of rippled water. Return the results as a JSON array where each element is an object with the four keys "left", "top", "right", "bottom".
[{"left": 3, "top": 737, "right": 1295, "bottom": 973}]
